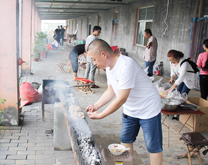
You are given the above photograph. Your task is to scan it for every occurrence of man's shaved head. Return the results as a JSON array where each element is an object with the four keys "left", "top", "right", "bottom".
[{"left": 87, "top": 39, "right": 113, "bottom": 55}]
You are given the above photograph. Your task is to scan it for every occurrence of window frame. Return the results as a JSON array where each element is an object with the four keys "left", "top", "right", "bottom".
[{"left": 134, "top": 6, "right": 154, "bottom": 47}]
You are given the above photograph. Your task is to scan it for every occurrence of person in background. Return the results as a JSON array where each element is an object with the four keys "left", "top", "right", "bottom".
[
  {"left": 60, "top": 25, "right": 65, "bottom": 47},
  {"left": 166, "top": 50, "right": 195, "bottom": 120},
  {"left": 51, "top": 37, "right": 59, "bottom": 50},
  {"left": 84, "top": 26, "right": 102, "bottom": 88},
  {"left": 144, "top": 29, "right": 158, "bottom": 77},
  {"left": 86, "top": 39, "right": 163, "bottom": 165},
  {"left": 54, "top": 26, "right": 61, "bottom": 45},
  {"left": 68, "top": 44, "right": 86, "bottom": 79},
  {"left": 197, "top": 39, "right": 208, "bottom": 100}
]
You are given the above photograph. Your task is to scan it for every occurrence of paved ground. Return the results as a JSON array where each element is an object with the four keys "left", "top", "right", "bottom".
[{"left": 0, "top": 44, "right": 208, "bottom": 165}]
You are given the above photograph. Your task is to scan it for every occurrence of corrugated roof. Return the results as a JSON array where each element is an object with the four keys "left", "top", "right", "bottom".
[{"left": 35, "top": 0, "right": 138, "bottom": 20}]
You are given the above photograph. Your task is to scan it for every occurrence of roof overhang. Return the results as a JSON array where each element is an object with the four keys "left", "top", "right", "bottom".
[{"left": 35, "top": 0, "right": 137, "bottom": 20}]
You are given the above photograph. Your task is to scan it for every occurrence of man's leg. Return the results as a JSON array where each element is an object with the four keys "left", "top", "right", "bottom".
[
  {"left": 140, "top": 113, "right": 163, "bottom": 165},
  {"left": 84, "top": 62, "right": 90, "bottom": 79},
  {"left": 150, "top": 152, "right": 162, "bottom": 165},
  {"left": 61, "top": 36, "right": 64, "bottom": 46},
  {"left": 145, "top": 61, "right": 151, "bottom": 76},
  {"left": 69, "top": 52, "right": 79, "bottom": 79},
  {"left": 73, "top": 72, "right": 77, "bottom": 79},
  {"left": 120, "top": 113, "right": 140, "bottom": 156},
  {"left": 121, "top": 143, "right": 133, "bottom": 155},
  {"left": 148, "top": 60, "right": 156, "bottom": 76},
  {"left": 89, "top": 60, "right": 97, "bottom": 82},
  {"left": 51, "top": 45, "right": 58, "bottom": 50}
]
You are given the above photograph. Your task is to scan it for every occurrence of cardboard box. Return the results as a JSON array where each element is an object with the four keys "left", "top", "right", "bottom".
[{"left": 179, "top": 97, "right": 208, "bottom": 132}]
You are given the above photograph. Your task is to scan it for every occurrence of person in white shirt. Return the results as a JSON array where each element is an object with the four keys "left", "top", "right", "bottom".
[
  {"left": 166, "top": 50, "right": 195, "bottom": 95},
  {"left": 84, "top": 26, "right": 101, "bottom": 88},
  {"left": 166, "top": 50, "right": 195, "bottom": 120},
  {"left": 86, "top": 39, "right": 162, "bottom": 165},
  {"left": 51, "top": 37, "right": 59, "bottom": 50}
]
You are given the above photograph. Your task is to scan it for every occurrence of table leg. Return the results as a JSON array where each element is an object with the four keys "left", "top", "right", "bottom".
[
  {"left": 178, "top": 115, "right": 191, "bottom": 134},
  {"left": 161, "top": 115, "right": 170, "bottom": 147},
  {"left": 168, "top": 116, "right": 170, "bottom": 147}
]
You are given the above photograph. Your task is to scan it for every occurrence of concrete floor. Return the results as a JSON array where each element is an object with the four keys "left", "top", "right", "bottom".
[{"left": 0, "top": 44, "right": 208, "bottom": 165}]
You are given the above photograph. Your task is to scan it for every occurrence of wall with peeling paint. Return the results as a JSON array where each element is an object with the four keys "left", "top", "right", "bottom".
[{"left": 67, "top": 0, "right": 198, "bottom": 77}]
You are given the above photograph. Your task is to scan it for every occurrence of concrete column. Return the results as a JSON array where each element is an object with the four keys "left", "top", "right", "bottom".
[
  {"left": 31, "top": 0, "right": 35, "bottom": 55},
  {"left": 34, "top": 6, "right": 38, "bottom": 34},
  {"left": 0, "top": 0, "right": 20, "bottom": 126},
  {"left": 21, "top": 0, "right": 32, "bottom": 75},
  {"left": 37, "top": 14, "right": 41, "bottom": 32}
]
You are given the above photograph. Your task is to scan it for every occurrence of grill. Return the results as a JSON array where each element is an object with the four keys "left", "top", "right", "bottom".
[{"left": 42, "top": 79, "right": 106, "bottom": 165}]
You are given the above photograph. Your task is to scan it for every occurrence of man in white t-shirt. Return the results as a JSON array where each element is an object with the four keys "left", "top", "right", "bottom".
[
  {"left": 86, "top": 39, "right": 162, "bottom": 165},
  {"left": 84, "top": 26, "right": 101, "bottom": 88},
  {"left": 51, "top": 37, "right": 59, "bottom": 50}
]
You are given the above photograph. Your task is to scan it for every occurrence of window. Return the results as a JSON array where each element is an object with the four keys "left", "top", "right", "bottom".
[
  {"left": 98, "top": 15, "right": 101, "bottom": 26},
  {"left": 136, "top": 6, "right": 154, "bottom": 46},
  {"left": 202, "top": 0, "right": 208, "bottom": 16},
  {"left": 88, "top": 17, "right": 91, "bottom": 35}
]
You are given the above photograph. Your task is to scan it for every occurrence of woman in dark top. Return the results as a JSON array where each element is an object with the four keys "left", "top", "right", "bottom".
[{"left": 69, "top": 44, "right": 86, "bottom": 79}]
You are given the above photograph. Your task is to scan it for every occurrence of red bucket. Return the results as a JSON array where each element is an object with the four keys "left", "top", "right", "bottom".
[{"left": 47, "top": 44, "right": 53, "bottom": 50}]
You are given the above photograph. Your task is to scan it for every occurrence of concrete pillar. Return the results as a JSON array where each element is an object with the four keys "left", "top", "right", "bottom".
[
  {"left": 21, "top": 0, "right": 32, "bottom": 75},
  {"left": 54, "top": 102, "right": 71, "bottom": 150},
  {"left": 31, "top": 0, "right": 35, "bottom": 55},
  {"left": 0, "top": 0, "right": 20, "bottom": 126},
  {"left": 37, "top": 14, "right": 41, "bottom": 32},
  {"left": 34, "top": 6, "right": 38, "bottom": 34}
]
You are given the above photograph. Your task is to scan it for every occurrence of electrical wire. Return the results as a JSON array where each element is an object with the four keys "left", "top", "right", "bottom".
[{"left": 163, "top": 0, "right": 170, "bottom": 35}]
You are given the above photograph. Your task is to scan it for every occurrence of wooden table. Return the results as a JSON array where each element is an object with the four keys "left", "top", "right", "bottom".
[{"left": 161, "top": 108, "right": 205, "bottom": 147}]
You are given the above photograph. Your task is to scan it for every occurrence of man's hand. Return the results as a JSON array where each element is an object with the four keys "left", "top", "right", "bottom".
[
  {"left": 86, "top": 104, "right": 98, "bottom": 112},
  {"left": 87, "top": 111, "right": 102, "bottom": 119},
  {"left": 146, "top": 42, "right": 152, "bottom": 49}
]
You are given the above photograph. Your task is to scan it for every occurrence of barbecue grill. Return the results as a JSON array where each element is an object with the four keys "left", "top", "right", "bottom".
[{"left": 42, "top": 79, "right": 106, "bottom": 165}]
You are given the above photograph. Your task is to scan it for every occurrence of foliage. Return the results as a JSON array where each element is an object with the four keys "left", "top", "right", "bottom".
[
  {"left": 0, "top": 99, "right": 6, "bottom": 127},
  {"left": 0, "top": 99, "right": 6, "bottom": 105},
  {"left": 33, "top": 31, "right": 47, "bottom": 57}
]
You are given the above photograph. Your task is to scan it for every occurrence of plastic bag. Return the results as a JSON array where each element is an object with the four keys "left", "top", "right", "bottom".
[
  {"left": 153, "top": 78, "right": 166, "bottom": 97},
  {"left": 166, "top": 89, "right": 188, "bottom": 103},
  {"left": 161, "top": 82, "right": 172, "bottom": 90}
]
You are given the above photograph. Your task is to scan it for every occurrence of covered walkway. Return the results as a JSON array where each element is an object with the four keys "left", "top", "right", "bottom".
[{"left": 1, "top": 0, "right": 208, "bottom": 165}]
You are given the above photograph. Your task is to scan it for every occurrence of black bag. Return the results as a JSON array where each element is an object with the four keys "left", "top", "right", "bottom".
[
  {"left": 202, "top": 59, "right": 208, "bottom": 71},
  {"left": 180, "top": 58, "right": 199, "bottom": 74}
]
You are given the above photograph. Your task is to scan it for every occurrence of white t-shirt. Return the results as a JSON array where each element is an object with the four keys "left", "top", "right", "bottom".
[
  {"left": 52, "top": 40, "right": 59, "bottom": 47},
  {"left": 86, "top": 34, "right": 97, "bottom": 62},
  {"left": 170, "top": 58, "right": 195, "bottom": 89},
  {"left": 106, "top": 55, "right": 161, "bottom": 119}
]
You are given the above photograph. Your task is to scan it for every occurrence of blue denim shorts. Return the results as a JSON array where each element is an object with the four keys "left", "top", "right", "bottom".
[{"left": 120, "top": 113, "right": 163, "bottom": 153}]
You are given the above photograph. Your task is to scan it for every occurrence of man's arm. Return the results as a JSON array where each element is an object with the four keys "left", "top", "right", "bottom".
[
  {"left": 146, "top": 42, "right": 152, "bottom": 49},
  {"left": 86, "top": 85, "right": 115, "bottom": 112},
  {"left": 87, "top": 88, "right": 131, "bottom": 119}
]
